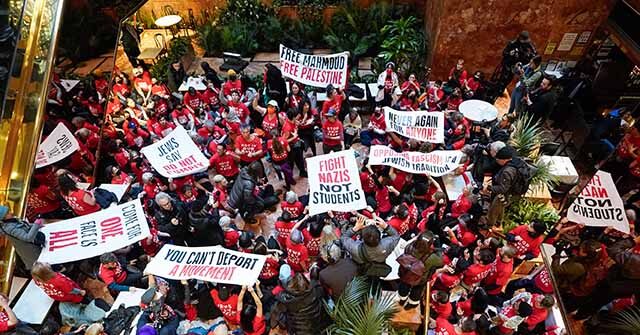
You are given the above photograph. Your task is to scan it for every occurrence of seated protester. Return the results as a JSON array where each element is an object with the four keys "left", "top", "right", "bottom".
[
  {"left": 178, "top": 184, "right": 197, "bottom": 208},
  {"left": 202, "top": 82, "right": 222, "bottom": 112},
  {"left": 286, "top": 82, "right": 305, "bottom": 110},
  {"left": 482, "top": 245, "right": 516, "bottom": 305},
  {"left": 494, "top": 295, "right": 533, "bottom": 334},
  {"left": 253, "top": 98, "right": 282, "bottom": 139},
  {"left": 444, "top": 214, "right": 479, "bottom": 248},
  {"left": 210, "top": 175, "right": 234, "bottom": 215},
  {"left": 273, "top": 272, "right": 332, "bottom": 335},
  {"left": 281, "top": 191, "right": 305, "bottom": 219},
  {"left": 401, "top": 73, "right": 421, "bottom": 95},
  {"left": 183, "top": 87, "right": 204, "bottom": 114},
  {"left": 398, "top": 88, "right": 419, "bottom": 111},
  {"left": 98, "top": 252, "right": 144, "bottom": 292},
  {"left": 141, "top": 172, "right": 164, "bottom": 201},
  {"left": 222, "top": 70, "right": 242, "bottom": 98},
  {"left": 221, "top": 90, "right": 250, "bottom": 125},
  {"left": 235, "top": 125, "right": 264, "bottom": 167},
  {"left": 387, "top": 204, "right": 413, "bottom": 237},
  {"left": 359, "top": 164, "right": 376, "bottom": 197},
  {"left": 343, "top": 108, "right": 362, "bottom": 149},
  {"left": 398, "top": 232, "right": 443, "bottom": 310},
  {"left": 432, "top": 316, "right": 477, "bottom": 335},
  {"left": 464, "top": 71, "right": 483, "bottom": 99},
  {"left": 153, "top": 192, "right": 189, "bottom": 246},
  {"left": 32, "top": 262, "right": 86, "bottom": 303},
  {"left": 219, "top": 216, "right": 240, "bottom": 249},
  {"left": 0, "top": 294, "right": 18, "bottom": 333},
  {"left": 281, "top": 108, "right": 307, "bottom": 178},
  {"left": 75, "top": 128, "right": 101, "bottom": 152},
  {"left": 151, "top": 79, "right": 171, "bottom": 100},
  {"left": 503, "top": 220, "right": 546, "bottom": 262},
  {"left": 58, "top": 173, "right": 101, "bottom": 216},
  {"left": 209, "top": 144, "right": 240, "bottom": 181},
  {"left": 168, "top": 175, "right": 208, "bottom": 199},
  {"left": 302, "top": 220, "right": 323, "bottom": 257},
  {"left": 376, "top": 62, "right": 400, "bottom": 107},
  {"left": 505, "top": 266, "right": 554, "bottom": 298},
  {"left": 210, "top": 285, "right": 240, "bottom": 326},
  {"left": 187, "top": 198, "right": 224, "bottom": 247},
  {"left": 171, "top": 104, "right": 196, "bottom": 131},
  {"left": 122, "top": 114, "right": 150, "bottom": 148},
  {"left": 26, "top": 178, "right": 64, "bottom": 220},
  {"left": 340, "top": 215, "right": 400, "bottom": 273},
  {"left": 445, "top": 112, "right": 468, "bottom": 150},
  {"left": 321, "top": 84, "right": 346, "bottom": 119},
  {"left": 426, "top": 80, "right": 444, "bottom": 111},
  {"left": 286, "top": 229, "right": 310, "bottom": 273},
  {"left": 449, "top": 59, "right": 468, "bottom": 88},
  {"left": 432, "top": 251, "right": 471, "bottom": 291},
  {"left": 321, "top": 109, "right": 344, "bottom": 154},
  {"left": 372, "top": 175, "right": 397, "bottom": 219},
  {"left": 462, "top": 247, "right": 496, "bottom": 289},
  {"left": 254, "top": 241, "right": 281, "bottom": 287},
  {"left": 275, "top": 211, "right": 300, "bottom": 248},
  {"left": 319, "top": 243, "right": 358, "bottom": 300},
  {"left": 455, "top": 287, "right": 490, "bottom": 318},
  {"left": 442, "top": 88, "right": 464, "bottom": 111},
  {"left": 519, "top": 293, "right": 555, "bottom": 333},
  {"left": 430, "top": 290, "right": 453, "bottom": 319},
  {"left": 200, "top": 121, "right": 227, "bottom": 150},
  {"left": 451, "top": 185, "right": 474, "bottom": 219},
  {"left": 105, "top": 165, "right": 131, "bottom": 185},
  {"left": 419, "top": 191, "right": 452, "bottom": 234},
  {"left": 148, "top": 114, "right": 175, "bottom": 139},
  {"left": 360, "top": 106, "right": 387, "bottom": 146},
  {"left": 132, "top": 66, "right": 153, "bottom": 104},
  {"left": 237, "top": 282, "right": 266, "bottom": 335},
  {"left": 137, "top": 288, "right": 180, "bottom": 335}
]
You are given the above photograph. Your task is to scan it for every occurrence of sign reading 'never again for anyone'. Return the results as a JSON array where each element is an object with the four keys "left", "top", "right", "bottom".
[
  {"left": 38, "top": 199, "right": 151, "bottom": 264},
  {"left": 144, "top": 245, "right": 267, "bottom": 286},
  {"left": 368, "top": 145, "right": 464, "bottom": 177},
  {"left": 306, "top": 149, "right": 366, "bottom": 216},
  {"left": 35, "top": 123, "right": 80, "bottom": 168},
  {"left": 384, "top": 107, "right": 444, "bottom": 143},
  {"left": 279, "top": 44, "right": 349, "bottom": 88},
  {"left": 567, "top": 170, "right": 630, "bottom": 233},
  {"left": 141, "top": 125, "right": 209, "bottom": 178}
]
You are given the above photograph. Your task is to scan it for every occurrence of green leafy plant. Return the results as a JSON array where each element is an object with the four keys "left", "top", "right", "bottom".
[
  {"left": 150, "top": 37, "right": 194, "bottom": 82},
  {"left": 379, "top": 16, "right": 427, "bottom": 76},
  {"left": 594, "top": 306, "right": 640, "bottom": 335},
  {"left": 219, "top": 20, "right": 259, "bottom": 56},
  {"left": 509, "top": 114, "right": 549, "bottom": 160},
  {"left": 502, "top": 198, "right": 560, "bottom": 233},
  {"left": 326, "top": 276, "right": 410, "bottom": 335},
  {"left": 196, "top": 20, "right": 223, "bottom": 56},
  {"left": 219, "top": 0, "right": 274, "bottom": 26}
]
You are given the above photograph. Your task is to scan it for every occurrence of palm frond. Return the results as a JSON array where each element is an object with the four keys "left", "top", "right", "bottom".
[
  {"left": 509, "top": 114, "right": 549, "bottom": 160},
  {"left": 599, "top": 306, "right": 640, "bottom": 335},
  {"left": 531, "top": 157, "right": 560, "bottom": 188}
]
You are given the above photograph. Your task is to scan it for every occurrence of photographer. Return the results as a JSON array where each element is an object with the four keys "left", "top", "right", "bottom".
[
  {"left": 502, "top": 31, "right": 537, "bottom": 76},
  {"left": 463, "top": 141, "right": 506, "bottom": 186},
  {"left": 509, "top": 55, "right": 543, "bottom": 115},
  {"left": 137, "top": 284, "right": 181, "bottom": 335},
  {"left": 485, "top": 146, "right": 532, "bottom": 226},
  {"left": 340, "top": 216, "right": 400, "bottom": 277}
]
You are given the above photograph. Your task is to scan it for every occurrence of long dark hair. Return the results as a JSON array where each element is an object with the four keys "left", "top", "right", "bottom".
[
  {"left": 272, "top": 137, "right": 285, "bottom": 156},
  {"left": 240, "top": 304, "right": 257, "bottom": 332},
  {"left": 58, "top": 174, "right": 78, "bottom": 195}
]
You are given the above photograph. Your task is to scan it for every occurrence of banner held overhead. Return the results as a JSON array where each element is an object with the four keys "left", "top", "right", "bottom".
[{"left": 279, "top": 44, "right": 349, "bottom": 88}]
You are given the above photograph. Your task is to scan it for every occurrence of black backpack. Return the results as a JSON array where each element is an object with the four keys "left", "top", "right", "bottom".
[{"left": 510, "top": 159, "right": 537, "bottom": 195}]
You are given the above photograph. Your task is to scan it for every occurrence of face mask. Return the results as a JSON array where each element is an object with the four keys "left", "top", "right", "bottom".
[{"left": 386, "top": 69, "right": 393, "bottom": 75}]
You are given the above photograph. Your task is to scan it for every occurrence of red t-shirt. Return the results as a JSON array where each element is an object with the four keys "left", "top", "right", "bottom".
[
  {"left": 112, "top": 83, "right": 130, "bottom": 96},
  {"left": 0, "top": 311, "right": 13, "bottom": 332},
  {"left": 224, "top": 230, "right": 240, "bottom": 248},
  {"left": 281, "top": 201, "right": 304, "bottom": 218},
  {"left": 183, "top": 92, "right": 204, "bottom": 110},
  {"left": 436, "top": 273, "right": 462, "bottom": 290},
  {"left": 34, "top": 272, "right": 83, "bottom": 303},
  {"left": 321, "top": 95, "right": 345, "bottom": 117},
  {"left": 134, "top": 72, "right": 152, "bottom": 92},
  {"left": 533, "top": 268, "right": 554, "bottom": 294},
  {"left": 275, "top": 220, "right": 296, "bottom": 248},
  {"left": 451, "top": 194, "right": 472, "bottom": 218},
  {"left": 235, "top": 135, "right": 263, "bottom": 163},
  {"left": 267, "top": 137, "right": 289, "bottom": 163},
  {"left": 510, "top": 225, "right": 544, "bottom": 257},
  {"left": 322, "top": 120, "right": 343, "bottom": 146},
  {"left": 286, "top": 240, "right": 309, "bottom": 273},
  {"left": 369, "top": 113, "right": 387, "bottom": 132},
  {"left": 462, "top": 263, "right": 492, "bottom": 286},
  {"left": 209, "top": 151, "right": 239, "bottom": 177},
  {"left": 202, "top": 88, "right": 220, "bottom": 106},
  {"left": 431, "top": 298, "right": 453, "bottom": 319},
  {"left": 63, "top": 189, "right": 100, "bottom": 216},
  {"left": 483, "top": 257, "right": 514, "bottom": 295},
  {"left": 222, "top": 80, "right": 242, "bottom": 97},
  {"left": 435, "top": 317, "right": 458, "bottom": 335},
  {"left": 360, "top": 172, "right": 375, "bottom": 193},
  {"left": 28, "top": 184, "right": 60, "bottom": 215},
  {"left": 281, "top": 118, "right": 299, "bottom": 143},
  {"left": 262, "top": 113, "right": 280, "bottom": 136},
  {"left": 240, "top": 315, "right": 266, "bottom": 335},
  {"left": 302, "top": 228, "right": 322, "bottom": 257},
  {"left": 260, "top": 257, "right": 280, "bottom": 280},
  {"left": 375, "top": 186, "right": 392, "bottom": 213},
  {"left": 525, "top": 294, "right": 549, "bottom": 330},
  {"left": 98, "top": 263, "right": 126, "bottom": 285},
  {"left": 227, "top": 101, "right": 250, "bottom": 122},
  {"left": 617, "top": 133, "right": 640, "bottom": 160},
  {"left": 388, "top": 217, "right": 411, "bottom": 236},
  {"left": 210, "top": 289, "right": 239, "bottom": 324}
]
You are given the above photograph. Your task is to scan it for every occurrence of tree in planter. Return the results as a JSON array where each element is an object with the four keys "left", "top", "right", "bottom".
[
  {"left": 150, "top": 37, "right": 195, "bottom": 82},
  {"left": 379, "top": 16, "right": 427, "bottom": 77},
  {"left": 326, "top": 276, "right": 412, "bottom": 335}
]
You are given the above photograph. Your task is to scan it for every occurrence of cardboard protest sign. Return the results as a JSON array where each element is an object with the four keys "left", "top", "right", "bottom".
[
  {"left": 38, "top": 199, "right": 150, "bottom": 264},
  {"left": 144, "top": 245, "right": 266, "bottom": 286},
  {"left": 306, "top": 149, "right": 366, "bottom": 215},
  {"left": 140, "top": 125, "right": 209, "bottom": 178},
  {"left": 279, "top": 44, "right": 349, "bottom": 88},
  {"left": 13, "top": 281, "right": 54, "bottom": 324},
  {"left": 368, "top": 145, "right": 463, "bottom": 176},
  {"left": 567, "top": 170, "right": 630, "bottom": 233},
  {"left": 384, "top": 107, "right": 444, "bottom": 143},
  {"left": 35, "top": 123, "right": 80, "bottom": 168}
]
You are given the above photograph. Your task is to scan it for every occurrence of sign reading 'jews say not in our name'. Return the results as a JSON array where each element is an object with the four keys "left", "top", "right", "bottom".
[
  {"left": 306, "top": 149, "right": 366, "bottom": 216},
  {"left": 140, "top": 125, "right": 209, "bottom": 178}
]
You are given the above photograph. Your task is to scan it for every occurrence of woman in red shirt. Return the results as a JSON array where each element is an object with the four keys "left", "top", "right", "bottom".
[
  {"left": 295, "top": 100, "right": 319, "bottom": 156},
  {"left": 268, "top": 132, "right": 295, "bottom": 188},
  {"left": 58, "top": 173, "right": 100, "bottom": 216},
  {"left": 237, "top": 283, "right": 266, "bottom": 335},
  {"left": 283, "top": 108, "right": 307, "bottom": 177},
  {"left": 253, "top": 97, "right": 281, "bottom": 139},
  {"left": 31, "top": 262, "right": 85, "bottom": 303},
  {"left": 26, "top": 178, "right": 62, "bottom": 221},
  {"left": 235, "top": 125, "right": 264, "bottom": 166}
]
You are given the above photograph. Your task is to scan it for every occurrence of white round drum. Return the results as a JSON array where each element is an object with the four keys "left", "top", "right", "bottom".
[{"left": 459, "top": 99, "right": 498, "bottom": 123}]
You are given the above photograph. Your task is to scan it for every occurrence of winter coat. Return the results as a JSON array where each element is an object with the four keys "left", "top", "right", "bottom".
[
  {"left": 0, "top": 218, "right": 42, "bottom": 269},
  {"left": 227, "top": 169, "right": 263, "bottom": 215},
  {"left": 491, "top": 157, "right": 526, "bottom": 196},
  {"left": 276, "top": 280, "right": 331, "bottom": 335},
  {"left": 154, "top": 200, "right": 189, "bottom": 245},
  {"left": 187, "top": 211, "right": 225, "bottom": 247}
]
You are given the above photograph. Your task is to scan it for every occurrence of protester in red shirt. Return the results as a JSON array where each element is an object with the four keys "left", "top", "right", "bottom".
[
  {"left": 286, "top": 229, "right": 310, "bottom": 273},
  {"left": 321, "top": 85, "right": 345, "bottom": 119},
  {"left": 504, "top": 221, "right": 547, "bottom": 260},
  {"left": 387, "top": 204, "right": 412, "bottom": 236},
  {"left": 112, "top": 75, "right": 130, "bottom": 98},
  {"left": 268, "top": 133, "right": 295, "bottom": 188},
  {"left": 295, "top": 100, "right": 319, "bottom": 156},
  {"left": 235, "top": 125, "right": 264, "bottom": 165},
  {"left": 98, "top": 253, "right": 142, "bottom": 292},
  {"left": 253, "top": 98, "right": 281, "bottom": 138},
  {"left": 32, "top": 262, "right": 85, "bottom": 303},
  {"left": 151, "top": 78, "right": 171, "bottom": 99},
  {"left": 302, "top": 220, "right": 323, "bottom": 257},
  {"left": 26, "top": 178, "right": 61, "bottom": 220},
  {"left": 401, "top": 73, "right": 421, "bottom": 94},
  {"left": 210, "top": 285, "right": 240, "bottom": 325},
  {"left": 0, "top": 295, "right": 18, "bottom": 333},
  {"left": 237, "top": 283, "right": 266, "bottom": 335},
  {"left": 449, "top": 58, "right": 468, "bottom": 87},
  {"left": 209, "top": 144, "right": 240, "bottom": 180},
  {"left": 462, "top": 248, "right": 496, "bottom": 288},
  {"left": 58, "top": 173, "right": 100, "bottom": 216},
  {"left": 281, "top": 191, "right": 305, "bottom": 219},
  {"left": 430, "top": 290, "right": 452, "bottom": 319},
  {"left": 222, "top": 69, "right": 243, "bottom": 98},
  {"left": 524, "top": 293, "right": 555, "bottom": 332},
  {"left": 322, "top": 109, "right": 344, "bottom": 153},
  {"left": 171, "top": 105, "right": 196, "bottom": 130},
  {"left": 202, "top": 83, "right": 221, "bottom": 108},
  {"left": 275, "top": 212, "right": 305, "bottom": 248},
  {"left": 427, "top": 81, "right": 445, "bottom": 111},
  {"left": 482, "top": 245, "right": 516, "bottom": 300},
  {"left": 226, "top": 90, "right": 251, "bottom": 124},
  {"left": 183, "top": 86, "right": 204, "bottom": 113},
  {"left": 149, "top": 114, "right": 176, "bottom": 138}
]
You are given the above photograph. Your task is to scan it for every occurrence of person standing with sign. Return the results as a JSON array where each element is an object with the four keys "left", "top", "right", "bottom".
[{"left": 321, "top": 109, "right": 344, "bottom": 154}]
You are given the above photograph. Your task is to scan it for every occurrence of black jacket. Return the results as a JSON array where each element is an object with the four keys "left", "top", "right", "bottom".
[
  {"left": 491, "top": 157, "right": 527, "bottom": 196},
  {"left": 187, "top": 210, "right": 224, "bottom": 247},
  {"left": 154, "top": 200, "right": 189, "bottom": 245},
  {"left": 227, "top": 169, "right": 263, "bottom": 214},
  {"left": 276, "top": 280, "right": 331, "bottom": 335}
]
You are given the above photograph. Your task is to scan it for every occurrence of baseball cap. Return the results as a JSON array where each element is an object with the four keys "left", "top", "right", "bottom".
[
  {"left": 267, "top": 100, "right": 278, "bottom": 108},
  {"left": 327, "top": 108, "right": 337, "bottom": 117}
]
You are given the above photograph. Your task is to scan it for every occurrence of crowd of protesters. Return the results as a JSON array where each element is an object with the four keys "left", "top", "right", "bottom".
[{"left": 0, "top": 30, "right": 638, "bottom": 335}]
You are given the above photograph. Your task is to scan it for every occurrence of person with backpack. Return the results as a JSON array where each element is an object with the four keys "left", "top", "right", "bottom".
[
  {"left": 509, "top": 55, "right": 543, "bottom": 115},
  {"left": 397, "top": 231, "right": 444, "bottom": 310},
  {"left": 485, "top": 146, "right": 534, "bottom": 227}
]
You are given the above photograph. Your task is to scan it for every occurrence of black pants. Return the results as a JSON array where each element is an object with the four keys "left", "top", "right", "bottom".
[
  {"left": 288, "top": 141, "right": 307, "bottom": 176},
  {"left": 323, "top": 143, "right": 343, "bottom": 154},
  {"left": 398, "top": 281, "right": 425, "bottom": 303},
  {"left": 299, "top": 128, "right": 316, "bottom": 156}
]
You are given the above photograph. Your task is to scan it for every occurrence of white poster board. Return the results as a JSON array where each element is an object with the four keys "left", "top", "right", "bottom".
[
  {"left": 35, "top": 123, "right": 80, "bottom": 168},
  {"left": 13, "top": 281, "right": 54, "bottom": 324},
  {"left": 384, "top": 107, "right": 445, "bottom": 143},
  {"left": 279, "top": 44, "right": 349, "bottom": 88},
  {"left": 140, "top": 126, "right": 209, "bottom": 178}
]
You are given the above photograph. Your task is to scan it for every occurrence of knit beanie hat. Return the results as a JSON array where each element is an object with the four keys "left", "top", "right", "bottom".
[{"left": 495, "top": 146, "right": 515, "bottom": 159}]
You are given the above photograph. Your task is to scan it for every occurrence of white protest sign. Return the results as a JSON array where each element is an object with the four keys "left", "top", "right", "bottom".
[
  {"left": 384, "top": 107, "right": 445, "bottom": 143},
  {"left": 279, "top": 44, "right": 349, "bottom": 88},
  {"left": 567, "top": 170, "right": 630, "bottom": 233},
  {"left": 140, "top": 125, "right": 209, "bottom": 178},
  {"left": 368, "top": 145, "right": 463, "bottom": 177},
  {"left": 13, "top": 281, "right": 54, "bottom": 324},
  {"left": 38, "top": 199, "right": 151, "bottom": 264},
  {"left": 144, "top": 245, "right": 267, "bottom": 286},
  {"left": 306, "top": 149, "right": 366, "bottom": 216},
  {"left": 35, "top": 123, "right": 80, "bottom": 168},
  {"left": 108, "top": 289, "right": 146, "bottom": 316}
]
